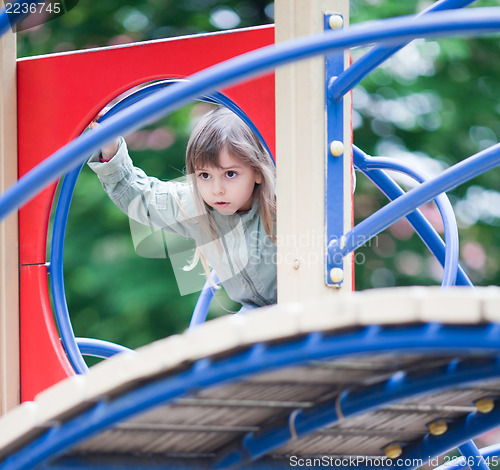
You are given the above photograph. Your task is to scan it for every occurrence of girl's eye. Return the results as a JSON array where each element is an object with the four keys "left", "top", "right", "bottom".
[
  {"left": 226, "top": 170, "right": 237, "bottom": 178},
  {"left": 198, "top": 172, "right": 210, "bottom": 180}
]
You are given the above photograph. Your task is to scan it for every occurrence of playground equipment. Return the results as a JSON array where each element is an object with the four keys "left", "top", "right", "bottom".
[{"left": 1, "top": 0, "right": 500, "bottom": 468}]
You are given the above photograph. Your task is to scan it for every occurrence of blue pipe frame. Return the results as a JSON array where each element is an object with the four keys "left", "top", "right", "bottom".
[
  {"left": 189, "top": 271, "right": 220, "bottom": 329},
  {"left": 1, "top": 5, "right": 500, "bottom": 469},
  {"left": 3, "top": 8, "right": 500, "bottom": 222},
  {"left": 328, "top": 0, "right": 478, "bottom": 103},
  {"left": 4, "top": 323, "right": 500, "bottom": 470},
  {"left": 353, "top": 146, "right": 472, "bottom": 287},
  {"left": 36, "top": 6, "right": 496, "bottom": 373},
  {"left": 457, "top": 440, "right": 490, "bottom": 470},
  {"left": 330, "top": 141, "right": 500, "bottom": 261},
  {"left": 75, "top": 338, "right": 132, "bottom": 359},
  {"left": 49, "top": 80, "right": 273, "bottom": 370}
]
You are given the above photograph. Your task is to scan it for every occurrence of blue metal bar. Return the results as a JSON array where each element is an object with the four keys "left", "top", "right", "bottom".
[
  {"left": 49, "top": 162, "right": 88, "bottom": 374},
  {"left": 188, "top": 272, "right": 220, "bottom": 330},
  {"left": 286, "top": 410, "right": 500, "bottom": 470},
  {"left": 6, "top": 321, "right": 500, "bottom": 470},
  {"left": 458, "top": 440, "right": 490, "bottom": 470},
  {"left": 353, "top": 147, "right": 463, "bottom": 288},
  {"left": 3, "top": 7, "right": 500, "bottom": 222},
  {"left": 330, "top": 142, "right": 500, "bottom": 261},
  {"left": 329, "top": 0, "right": 478, "bottom": 102},
  {"left": 353, "top": 156, "right": 472, "bottom": 286},
  {"left": 324, "top": 13, "right": 346, "bottom": 283},
  {"left": 76, "top": 338, "right": 134, "bottom": 359},
  {"left": 101, "top": 80, "right": 274, "bottom": 161},
  {"left": 388, "top": 410, "right": 500, "bottom": 470}
]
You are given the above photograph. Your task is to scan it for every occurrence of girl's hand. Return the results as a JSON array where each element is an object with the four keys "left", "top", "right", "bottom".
[{"left": 89, "top": 120, "right": 119, "bottom": 161}]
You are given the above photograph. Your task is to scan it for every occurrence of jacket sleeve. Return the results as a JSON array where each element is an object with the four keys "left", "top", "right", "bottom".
[{"left": 87, "top": 138, "right": 200, "bottom": 239}]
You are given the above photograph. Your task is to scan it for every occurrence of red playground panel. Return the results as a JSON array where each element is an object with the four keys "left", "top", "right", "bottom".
[{"left": 18, "top": 25, "right": 275, "bottom": 401}]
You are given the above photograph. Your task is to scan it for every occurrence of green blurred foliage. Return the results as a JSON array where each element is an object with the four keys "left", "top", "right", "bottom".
[{"left": 17, "top": 0, "right": 500, "bottom": 355}]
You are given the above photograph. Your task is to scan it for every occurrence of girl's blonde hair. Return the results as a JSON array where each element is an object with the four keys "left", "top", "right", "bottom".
[{"left": 184, "top": 107, "right": 276, "bottom": 282}]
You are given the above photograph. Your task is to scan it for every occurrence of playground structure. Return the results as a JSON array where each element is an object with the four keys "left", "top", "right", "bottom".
[{"left": 2, "top": 0, "right": 500, "bottom": 469}]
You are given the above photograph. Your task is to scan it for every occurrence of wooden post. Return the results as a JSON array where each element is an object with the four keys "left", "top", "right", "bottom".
[
  {"left": 275, "top": 0, "right": 352, "bottom": 303},
  {"left": 0, "top": 28, "right": 20, "bottom": 413}
]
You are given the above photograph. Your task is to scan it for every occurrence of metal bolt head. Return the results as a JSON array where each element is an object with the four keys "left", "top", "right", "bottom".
[
  {"left": 329, "top": 14, "right": 344, "bottom": 30},
  {"left": 428, "top": 420, "right": 448, "bottom": 436},
  {"left": 384, "top": 443, "right": 403, "bottom": 459},
  {"left": 329, "top": 267, "right": 344, "bottom": 284},
  {"left": 476, "top": 398, "right": 495, "bottom": 413},
  {"left": 330, "top": 140, "right": 344, "bottom": 157}
]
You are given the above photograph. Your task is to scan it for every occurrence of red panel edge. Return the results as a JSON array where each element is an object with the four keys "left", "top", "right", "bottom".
[{"left": 20, "top": 264, "right": 74, "bottom": 402}]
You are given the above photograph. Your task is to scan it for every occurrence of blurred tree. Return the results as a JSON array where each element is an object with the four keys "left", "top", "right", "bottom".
[{"left": 16, "top": 0, "right": 500, "bottom": 354}]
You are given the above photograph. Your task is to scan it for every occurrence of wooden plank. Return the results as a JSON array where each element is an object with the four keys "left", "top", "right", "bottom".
[
  {"left": 0, "top": 29, "right": 20, "bottom": 414},
  {"left": 275, "top": 0, "right": 352, "bottom": 303}
]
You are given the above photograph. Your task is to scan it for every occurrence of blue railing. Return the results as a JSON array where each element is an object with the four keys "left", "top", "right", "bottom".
[
  {"left": 1, "top": 2, "right": 500, "bottom": 469},
  {"left": 2, "top": 8, "right": 500, "bottom": 367},
  {"left": 1, "top": 5, "right": 499, "bottom": 373},
  {"left": 330, "top": 142, "right": 500, "bottom": 264},
  {"left": 353, "top": 146, "right": 472, "bottom": 288},
  {"left": 328, "top": 0, "right": 478, "bottom": 102}
]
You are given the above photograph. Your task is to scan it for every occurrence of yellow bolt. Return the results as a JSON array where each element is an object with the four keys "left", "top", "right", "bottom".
[
  {"left": 330, "top": 140, "right": 344, "bottom": 157},
  {"left": 384, "top": 444, "right": 403, "bottom": 459},
  {"left": 429, "top": 420, "right": 448, "bottom": 436},
  {"left": 329, "top": 14, "right": 344, "bottom": 30},
  {"left": 330, "top": 267, "right": 344, "bottom": 284},
  {"left": 476, "top": 398, "right": 495, "bottom": 414}
]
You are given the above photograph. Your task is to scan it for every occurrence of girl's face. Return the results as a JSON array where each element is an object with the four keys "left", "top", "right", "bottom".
[{"left": 195, "top": 147, "right": 261, "bottom": 215}]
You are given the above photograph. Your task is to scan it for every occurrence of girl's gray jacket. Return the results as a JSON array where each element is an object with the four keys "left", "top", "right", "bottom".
[{"left": 88, "top": 138, "right": 277, "bottom": 308}]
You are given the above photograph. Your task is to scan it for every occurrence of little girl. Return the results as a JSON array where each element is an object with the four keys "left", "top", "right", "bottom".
[{"left": 88, "top": 107, "right": 277, "bottom": 310}]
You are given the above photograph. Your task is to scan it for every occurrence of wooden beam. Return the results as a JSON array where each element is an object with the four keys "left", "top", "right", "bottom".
[
  {"left": 275, "top": 0, "right": 352, "bottom": 303},
  {"left": 0, "top": 28, "right": 20, "bottom": 413}
]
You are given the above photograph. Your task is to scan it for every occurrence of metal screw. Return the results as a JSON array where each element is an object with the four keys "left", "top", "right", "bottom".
[
  {"left": 293, "top": 259, "right": 300, "bottom": 270},
  {"left": 329, "top": 267, "right": 344, "bottom": 284},
  {"left": 330, "top": 140, "right": 344, "bottom": 157},
  {"left": 384, "top": 444, "right": 403, "bottom": 459},
  {"left": 329, "top": 14, "right": 344, "bottom": 30},
  {"left": 428, "top": 420, "right": 448, "bottom": 436},
  {"left": 476, "top": 398, "right": 495, "bottom": 413}
]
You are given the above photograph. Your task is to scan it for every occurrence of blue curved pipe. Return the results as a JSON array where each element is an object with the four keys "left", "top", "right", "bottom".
[
  {"left": 3, "top": 8, "right": 500, "bottom": 223},
  {"left": 353, "top": 147, "right": 461, "bottom": 288},
  {"left": 6, "top": 322, "right": 500, "bottom": 470},
  {"left": 353, "top": 149, "right": 472, "bottom": 287},
  {"left": 50, "top": 162, "right": 88, "bottom": 374},
  {"left": 75, "top": 338, "right": 133, "bottom": 359},
  {"left": 100, "top": 80, "right": 274, "bottom": 161},
  {"left": 457, "top": 441, "right": 490, "bottom": 470},
  {"left": 329, "top": 142, "right": 500, "bottom": 260},
  {"left": 50, "top": 83, "right": 269, "bottom": 372},
  {"left": 329, "top": 0, "right": 478, "bottom": 102},
  {"left": 189, "top": 272, "right": 220, "bottom": 330}
]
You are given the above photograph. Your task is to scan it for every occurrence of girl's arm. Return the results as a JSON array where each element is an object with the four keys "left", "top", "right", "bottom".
[{"left": 87, "top": 138, "right": 197, "bottom": 240}]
